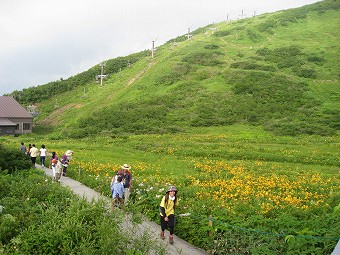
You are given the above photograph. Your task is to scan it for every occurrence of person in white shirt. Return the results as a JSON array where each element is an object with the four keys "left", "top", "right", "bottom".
[{"left": 39, "top": 144, "right": 48, "bottom": 167}]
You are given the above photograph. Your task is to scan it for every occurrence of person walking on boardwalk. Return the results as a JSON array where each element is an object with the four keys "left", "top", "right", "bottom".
[
  {"left": 50, "top": 152, "right": 58, "bottom": 179},
  {"left": 159, "top": 186, "right": 178, "bottom": 244},
  {"left": 29, "top": 144, "right": 39, "bottom": 167},
  {"left": 121, "top": 164, "right": 132, "bottom": 205},
  {"left": 110, "top": 176, "right": 124, "bottom": 210},
  {"left": 19, "top": 142, "right": 26, "bottom": 154},
  {"left": 61, "top": 150, "right": 73, "bottom": 176},
  {"left": 39, "top": 144, "right": 48, "bottom": 167},
  {"left": 26, "top": 144, "right": 32, "bottom": 158}
]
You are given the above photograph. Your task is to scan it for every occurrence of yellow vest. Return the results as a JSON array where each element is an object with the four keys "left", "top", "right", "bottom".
[{"left": 160, "top": 196, "right": 178, "bottom": 216}]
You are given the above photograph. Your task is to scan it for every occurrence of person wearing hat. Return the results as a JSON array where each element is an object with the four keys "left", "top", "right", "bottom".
[
  {"left": 61, "top": 150, "right": 73, "bottom": 176},
  {"left": 159, "top": 186, "right": 178, "bottom": 244},
  {"left": 121, "top": 164, "right": 132, "bottom": 204}
]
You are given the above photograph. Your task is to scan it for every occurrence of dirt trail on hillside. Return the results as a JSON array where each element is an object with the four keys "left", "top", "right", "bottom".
[{"left": 126, "top": 60, "right": 155, "bottom": 87}]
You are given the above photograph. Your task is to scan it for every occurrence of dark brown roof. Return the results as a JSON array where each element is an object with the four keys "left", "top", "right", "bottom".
[
  {"left": 0, "top": 118, "right": 17, "bottom": 126},
  {"left": 0, "top": 96, "right": 33, "bottom": 118}
]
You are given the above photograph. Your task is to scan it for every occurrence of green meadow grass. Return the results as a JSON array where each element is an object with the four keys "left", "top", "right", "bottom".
[
  {"left": 4, "top": 125, "right": 339, "bottom": 172},
  {"left": 2, "top": 124, "right": 339, "bottom": 254}
]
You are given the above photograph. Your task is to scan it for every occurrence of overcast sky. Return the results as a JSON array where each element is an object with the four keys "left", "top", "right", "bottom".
[{"left": 0, "top": 0, "right": 320, "bottom": 95}]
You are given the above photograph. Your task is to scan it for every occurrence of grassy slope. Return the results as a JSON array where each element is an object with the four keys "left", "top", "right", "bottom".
[{"left": 29, "top": 0, "right": 339, "bottom": 138}]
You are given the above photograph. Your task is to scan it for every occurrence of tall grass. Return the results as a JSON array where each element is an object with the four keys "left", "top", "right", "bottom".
[{"left": 3, "top": 124, "right": 339, "bottom": 254}]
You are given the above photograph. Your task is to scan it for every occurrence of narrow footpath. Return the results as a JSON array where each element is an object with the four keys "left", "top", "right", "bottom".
[{"left": 37, "top": 164, "right": 208, "bottom": 255}]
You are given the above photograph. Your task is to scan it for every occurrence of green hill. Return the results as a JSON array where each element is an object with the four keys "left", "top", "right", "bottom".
[{"left": 10, "top": 0, "right": 340, "bottom": 138}]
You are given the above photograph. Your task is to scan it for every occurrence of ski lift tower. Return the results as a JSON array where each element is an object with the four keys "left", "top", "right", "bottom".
[
  {"left": 151, "top": 40, "right": 155, "bottom": 59},
  {"left": 240, "top": 9, "right": 246, "bottom": 19},
  {"left": 226, "top": 13, "right": 230, "bottom": 23},
  {"left": 187, "top": 28, "right": 192, "bottom": 40},
  {"left": 99, "top": 61, "right": 107, "bottom": 87}
]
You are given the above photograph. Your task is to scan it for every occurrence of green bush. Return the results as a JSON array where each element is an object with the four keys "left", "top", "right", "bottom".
[
  {"left": 256, "top": 45, "right": 306, "bottom": 69},
  {"left": 0, "top": 170, "right": 165, "bottom": 255},
  {"left": 230, "top": 61, "right": 277, "bottom": 72},
  {"left": 213, "top": 30, "right": 231, "bottom": 37},
  {"left": 155, "top": 63, "right": 193, "bottom": 86},
  {"left": 246, "top": 29, "right": 263, "bottom": 42},
  {"left": 204, "top": 44, "right": 220, "bottom": 50},
  {"left": 293, "top": 67, "right": 317, "bottom": 79},
  {"left": 182, "top": 52, "right": 225, "bottom": 66},
  {"left": 0, "top": 144, "right": 32, "bottom": 173},
  {"left": 257, "top": 19, "right": 278, "bottom": 33},
  {"left": 307, "top": 55, "right": 325, "bottom": 65}
]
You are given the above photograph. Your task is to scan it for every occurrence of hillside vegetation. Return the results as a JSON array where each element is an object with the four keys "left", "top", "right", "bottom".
[{"left": 9, "top": 0, "right": 340, "bottom": 137}]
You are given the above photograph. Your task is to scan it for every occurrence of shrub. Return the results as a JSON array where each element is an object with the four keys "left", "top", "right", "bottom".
[
  {"left": 155, "top": 63, "right": 193, "bottom": 86},
  {"left": 255, "top": 45, "right": 309, "bottom": 70},
  {"left": 0, "top": 170, "right": 165, "bottom": 255},
  {"left": 246, "top": 29, "right": 263, "bottom": 42},
  {"left": 293, "top": 67, "right": 317, "bottom": 79},
  {"left": 0, "top": 144, "right": 32, "bottom": 173},
  {"left": 257, "top": 19, "right": 278, "bottom": 33},
  {"left": 204, "top": 44, "right": 220, "bottom": 50},
  {"left": 307, "top": 55, "right": 325, "bottom": 65},
  {"left": 182, "top": 51, "right": 225, "bottom": 66},
  {"left": 230, "top": 61, "right": 277, "bottom": 72},
  {"left": 264, "top": 119, "right": 335, "bottom": 136},
  {"left": 213, "top": 30, "right": 231, "bottom": 37}
]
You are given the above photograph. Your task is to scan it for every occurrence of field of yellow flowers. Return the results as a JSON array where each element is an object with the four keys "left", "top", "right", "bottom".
[
  {"left": 3, "top": 125, "right": 339, "bottom": 254},
  {"left": 68, "top": 156, "right": 339, "bottom": 254}
]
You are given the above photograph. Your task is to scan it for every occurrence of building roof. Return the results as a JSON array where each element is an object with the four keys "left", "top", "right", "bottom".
[
  {"left": 0, "top": 118, "right": 17, "bottom": 126},
  {"left": 0, "top": 96, "right": 33, "bottom": 118}
]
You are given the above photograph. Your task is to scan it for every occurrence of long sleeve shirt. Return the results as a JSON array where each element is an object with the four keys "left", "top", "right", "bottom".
[{"left": 111, "top": 182, "right": 124, "bottom": 199}]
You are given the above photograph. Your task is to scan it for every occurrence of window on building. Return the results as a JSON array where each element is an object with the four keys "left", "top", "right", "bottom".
[
  {"left": 15, "top": 124, "right": 19, "bottom": 130},
  {"left": 23, "top": 123, "right": 31, "bottom": 130}
]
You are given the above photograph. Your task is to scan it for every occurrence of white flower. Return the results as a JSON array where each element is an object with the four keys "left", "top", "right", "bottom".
[{"left": 178, "top": 213, "right": 191, "bottom": 217}]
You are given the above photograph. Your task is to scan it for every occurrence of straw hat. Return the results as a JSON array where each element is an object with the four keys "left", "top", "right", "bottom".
[
  {"left": 65, "top": 150, "right": 73, "bottom": 156},
  {"left": 121, "top": 164, "right": 131, "bottom": 170}
]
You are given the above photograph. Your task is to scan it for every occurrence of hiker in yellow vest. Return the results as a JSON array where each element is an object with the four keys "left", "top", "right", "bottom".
[{"left": 159, "top": 186, "right": 178, "bottom": 244}]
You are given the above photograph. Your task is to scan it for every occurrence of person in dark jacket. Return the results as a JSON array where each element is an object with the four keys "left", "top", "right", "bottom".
[{"left": 61, "top": 150, "right": 73, "bottom": 176}]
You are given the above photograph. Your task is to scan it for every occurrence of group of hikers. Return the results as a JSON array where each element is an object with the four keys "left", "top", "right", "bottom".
[
  {"left": 110, "top": 164, "right": 178, "bottom": 244},
  {"left": 110, "top": 163, "right": 133, "bottom": 207},
  {"left": 20, "top": 142, "right": 179, "bottom": 244},
  {"left": 20, "top": 142, "right": 47, "bottom": 167},
  {"left": 19, "top": 142, "right": 73, "bottom": 180}
]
